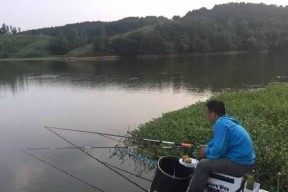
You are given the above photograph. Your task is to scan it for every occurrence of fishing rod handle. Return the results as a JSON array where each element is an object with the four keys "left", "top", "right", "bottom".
[{"left": 181, "top": 143, "right": 194, "bottom": 148}]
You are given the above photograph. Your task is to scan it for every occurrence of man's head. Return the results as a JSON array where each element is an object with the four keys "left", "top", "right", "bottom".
[{"left": 205, "top": 100, "right": 226, "bottom": 124}]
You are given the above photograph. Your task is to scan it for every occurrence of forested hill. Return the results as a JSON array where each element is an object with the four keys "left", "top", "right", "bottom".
[
  {"left": 106, "top": 3, "right": 288, "bottom": 56},
  {"left": 21, "top": 17, "right": 168, "bottom": 41},
  {"left": 1, "top": 3, "right": 288, "bottom": 58}
]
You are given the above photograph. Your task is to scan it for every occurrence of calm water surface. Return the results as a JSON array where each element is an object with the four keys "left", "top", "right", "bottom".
[{"left": 0, "top": 53, "right": 288, "bottom": 192}]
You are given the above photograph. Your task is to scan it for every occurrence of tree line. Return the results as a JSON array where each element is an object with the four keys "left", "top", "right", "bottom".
[
  {"left": 21, "top": 16, "right": 168, "bottom": 55},
  {"left": 5, "top": 3, "right": 288, "bottom": 57},
  {"left": 104, "top": 3, "right": 288, "bottom": 56}
]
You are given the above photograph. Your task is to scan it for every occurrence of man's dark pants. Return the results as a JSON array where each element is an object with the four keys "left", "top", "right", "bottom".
[{"left": 187, "top": 158, "right": 254, "bottom": 192}]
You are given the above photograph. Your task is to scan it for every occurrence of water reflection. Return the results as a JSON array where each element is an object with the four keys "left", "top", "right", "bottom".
[
  {"left": 0, "top": 52, "right": 288, "bottom": 192},
  {"left": 1, "top": 52, "right": 288, "bottom": 96}
]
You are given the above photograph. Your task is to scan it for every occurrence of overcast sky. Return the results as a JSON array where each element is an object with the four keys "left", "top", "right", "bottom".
[{"left": 1, "top": 0, "right": 288, "bottom": 30}]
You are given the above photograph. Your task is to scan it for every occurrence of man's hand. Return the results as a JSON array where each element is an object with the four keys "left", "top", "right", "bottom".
[{"left": 198, "top": 145, "right": 207, "bottom": 159}]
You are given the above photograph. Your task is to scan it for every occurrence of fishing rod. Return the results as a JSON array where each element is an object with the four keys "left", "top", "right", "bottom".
[
  {"left": 93, "top": 130, "right": 163, "bottom": 161},
  {"left": 45, "top": 127, "right": 150, "bottom": 192},
  {"left": 45, "top": 126, "right": 194, "bottom": 148},
  {"left": 21, "top": 149, "right": 105, "bottom": 192},
  {"left": 22, "top": 145, "right": 180, "bottom": 151}
]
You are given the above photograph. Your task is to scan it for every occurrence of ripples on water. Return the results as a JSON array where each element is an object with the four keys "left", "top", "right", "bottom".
[{"left": 0, "top": 53, "right": 288, "bottom": 191}]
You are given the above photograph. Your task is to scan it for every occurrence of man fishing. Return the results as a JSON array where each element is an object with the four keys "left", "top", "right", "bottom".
[{"left": 187, "top": 100, "right": 256, "bottom": 192}]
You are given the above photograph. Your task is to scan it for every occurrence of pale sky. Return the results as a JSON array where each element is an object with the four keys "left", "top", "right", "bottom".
[{"left": 1, "top": 0, "right": 288, "bottom": 31}]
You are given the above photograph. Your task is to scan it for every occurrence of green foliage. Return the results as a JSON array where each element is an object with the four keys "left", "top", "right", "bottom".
[
  {"left": 0, "top": 35, "right": 53, "bottom": 58},
  {"left": 65, "top": 44, "right": 96, "bottom": 57},
  {"left": 110, "top": 36, "right": 140, "bottom": 57},
  {"left": 83, "top": 3, "right": 288, "bottom": 57},
  {"left": 21, "top": 16, "right": 168, "bottom": 42},
  {"left": 48, "top": 33, "right": 71, "bottom": 55},
  {"left": 48, "top": 30, "right": 88, "bottom": 55},
  {"left": 107, "top": 3, "right": 288, "bottom": 56},
  {"left": 92, "top": 27, "right": 110, "bottom": 55},
  {"left": 129, "top": 84, "right": 288, "bottom": 191}
]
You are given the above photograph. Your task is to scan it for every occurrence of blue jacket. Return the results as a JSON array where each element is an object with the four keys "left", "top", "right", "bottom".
[{"left": 205, "top": 114, "right": 256, "bottom": 165}]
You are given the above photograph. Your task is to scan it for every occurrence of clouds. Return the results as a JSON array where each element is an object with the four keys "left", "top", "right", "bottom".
[{"left": 1, "top": 0, "right": 287, "bottom": 30}]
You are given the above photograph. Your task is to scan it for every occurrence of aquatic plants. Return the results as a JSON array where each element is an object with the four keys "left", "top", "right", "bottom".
[{"left": 129, "top": 84, "right": 288, "bottom": 191}]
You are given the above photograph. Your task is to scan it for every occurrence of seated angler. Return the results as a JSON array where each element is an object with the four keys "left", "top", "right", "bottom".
[{"left": 187, "top": 100, "right": 256, "bottom": 192}]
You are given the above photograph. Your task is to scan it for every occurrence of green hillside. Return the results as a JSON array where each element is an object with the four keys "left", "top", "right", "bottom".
[
  {"left": 69, "top": 3, "right": 288, "bottom": 57},
  {"left": 0, "top": 35, "right": 54, "bottom": 58},
  {"left": 65, "top": 44, "right": 94, "bottom": 57},
  {"left": 2, "top": 3, "right": 288, "bottom": 59},
  {"left": 66, "top": 25, "right": 156, "bottom": 57}
]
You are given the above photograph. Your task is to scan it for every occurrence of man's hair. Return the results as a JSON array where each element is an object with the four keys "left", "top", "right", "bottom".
[{"left": 206, "top": 100, "right": 226, "bottom": 116}]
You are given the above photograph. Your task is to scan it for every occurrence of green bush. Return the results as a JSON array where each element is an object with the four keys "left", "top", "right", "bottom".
[
  {"left": 130, "top": 84, "right": 288, "bottom": 191},
  {"left": 0, "top": 35, "right": 52, "bottom": 58}
]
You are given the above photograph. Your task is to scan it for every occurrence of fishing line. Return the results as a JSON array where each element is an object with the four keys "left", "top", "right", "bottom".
[
  {"left": 23, "top": 145, "right": 176, "bottom": 151},
  {"left": 115, "top": 147, "right": 158, "bottom": 166},
  {"left": 44, "top": 126, "right": 195, "bottom": 167},
  {"left": 100, "top": 134, "right": 121, "bottom": 143},
  {"left": 22, "top": 146, "right": 153, "bottom": 182},
  {"left": 71, "top": 126, "right": 158, "bottom": 167},
  {"left": 97, "top": 133, "right": 163, "bottom": 163},
  {"left": 93, "top": 129, "right": 162, "bottom": 164},
  {"left": 45, "top": 126, "right": 186, "bottom": 146},
  {"left": 21, "top": 149, "right": 105, "bottom": 192},
  {"left": 23, "top": 145, "right": 161, "bottom": 176},
  {"left": 45, "top": 126, "right": 192, "bottom": 165},
  {"left": 45, "top": 127, "right": 149, "bottom": 192},
  {"left": 96, "top": 133, "right": 163, "bottom": 161}
]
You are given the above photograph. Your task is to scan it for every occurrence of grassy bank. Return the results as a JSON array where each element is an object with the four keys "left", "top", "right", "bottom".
[{"left": 130, "top": 84, "right": 288, "bottom": 191}]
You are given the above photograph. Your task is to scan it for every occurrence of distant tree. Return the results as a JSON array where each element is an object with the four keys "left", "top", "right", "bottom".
[
  {"left": 0, "top": 23, "right": 9, "bottom": 35},
  {"left": 278, "top": 33, "right": 288, "bottom": 50},
  {"left": 93, "top": 27, "right": 109, "bottom": 54},
  {"left": 0, "top": 23, "right": 20, "bottom": 35},
  {"left": 172, "top": 16, "right": 181, "bottom": 21},
  {"left": 11, "top": 26, "right": 17, "bottom": 34},
  {"left": 79, "top": 31, "right": 88, "bottom": 45},
  {"left": 64, "top": 28, "right": 80, "bottom": 47},
  {"left": 93, "top": 36, "right": 109, "bottom": 53},
  {"left": 0, "top": 26, "right": 3, "bottom": 35},
  {"left": 9, "top": 26, "right": 13, "bottom": 34},
  {"left": 110, "top": 36, "right": 139, "bottom": 57},
  {"left": 48, "top": 33, "right": 71, "bottom": 55}
]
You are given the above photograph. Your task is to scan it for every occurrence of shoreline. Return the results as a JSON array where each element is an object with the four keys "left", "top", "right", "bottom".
[
  {"left": 137, "top": 50, "right": 267, "bottom": 59},
  {"left": 0, "top": 55, "right": 120, "bottom": 62},
  {"left": 0, "top": 50, "right": 273, "bottom": 62}
]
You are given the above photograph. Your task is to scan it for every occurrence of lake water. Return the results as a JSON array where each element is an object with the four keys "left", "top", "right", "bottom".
[{"left": 0, "top": 52, "right": 288, "bottom": 192}]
